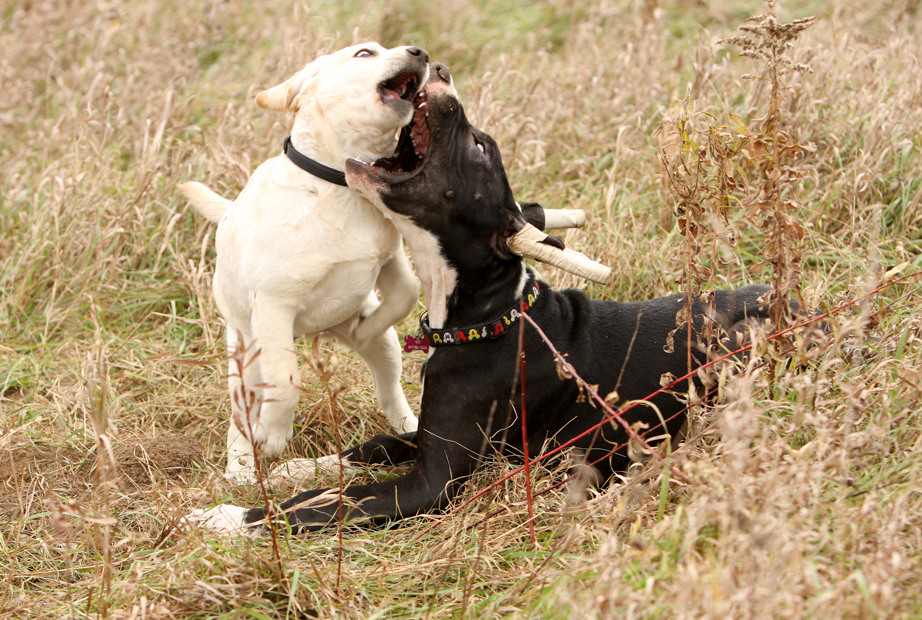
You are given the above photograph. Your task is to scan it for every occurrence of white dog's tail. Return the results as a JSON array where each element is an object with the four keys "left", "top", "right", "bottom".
[{"left": 178, "top": 182, "right": 232, "bottom": 223}]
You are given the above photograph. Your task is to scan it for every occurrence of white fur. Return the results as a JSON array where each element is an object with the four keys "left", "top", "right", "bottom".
[
  {"left": 179, "top": 43, "right": 426, "bottom": 483},
  {"left": 268, "top": 454, "right": 353, "bottom": 484},
  {"left": 185, "top": 505, "right": 251, "bottom": 536},
  {"left": 381, "top": 212, "right": 458, "bottom": 330}
]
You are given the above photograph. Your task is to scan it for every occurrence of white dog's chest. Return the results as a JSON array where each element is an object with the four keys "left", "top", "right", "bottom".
[{"left": 214, "top": 187, "right": 401, "bottom": 334}]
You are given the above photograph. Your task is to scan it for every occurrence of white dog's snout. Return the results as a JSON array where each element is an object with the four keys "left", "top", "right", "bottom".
[{"left": 405, "top": 46, "right": 429, "bottom": 64}]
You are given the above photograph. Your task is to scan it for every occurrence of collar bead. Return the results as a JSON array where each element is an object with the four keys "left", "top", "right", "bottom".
[{"left": 418, "top": 276, "right": 540, "bottom": 347}]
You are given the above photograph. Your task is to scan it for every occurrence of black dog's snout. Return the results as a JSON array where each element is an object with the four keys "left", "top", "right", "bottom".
[
  {"left": 430, "top": 62, "right": 452, "bottom": 84},
  {"left": 407, "top": 46, "right": 430, "bottom": 64}
]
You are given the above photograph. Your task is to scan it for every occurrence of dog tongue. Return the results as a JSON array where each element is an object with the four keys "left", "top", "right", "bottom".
[
  {"left": 383, "top": 72, "right": 412, "bottom": 101},
  {"left": 390, "top": 83, "right": 407, "bottom": 99}
]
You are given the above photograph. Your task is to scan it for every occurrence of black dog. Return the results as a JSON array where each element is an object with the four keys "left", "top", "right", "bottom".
[{"left": 190, "top": 66, "right": 773, "bottom": 535}]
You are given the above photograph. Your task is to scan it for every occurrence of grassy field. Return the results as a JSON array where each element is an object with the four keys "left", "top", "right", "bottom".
[{"left": 2, "top": 0, "right": 921, "bottom": 617}]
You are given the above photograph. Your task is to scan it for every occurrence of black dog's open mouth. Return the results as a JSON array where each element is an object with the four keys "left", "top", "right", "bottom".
[
  {"left": 378, "top": 71, "right": 421, "bottom": 104},
  {"left": 366, "top": 88, "right": 431, "bottom": 177}
]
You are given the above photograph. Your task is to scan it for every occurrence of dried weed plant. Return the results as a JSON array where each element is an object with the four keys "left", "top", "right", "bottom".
[
  {"left": 660, "top": 0, "right": 817, "bottom": 356},
  {"left": 721, "top": 0, "right": 817, "bottom": 332},
  {"left": 657, "top": 0, "right": 819, "bottom": 442}
]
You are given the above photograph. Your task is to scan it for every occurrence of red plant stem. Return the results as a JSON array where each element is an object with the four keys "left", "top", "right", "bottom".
[
  {"left": 235, "top": 338, "right": 285, "bottom": 581},
  {"left": 519, "top": 300, "right": 537, "bottom": 548},
  {"left": 413, "top": 270, "right": 920, "bottom": 538},
  {"left": 328, "top": 385, "right": 345, "bottom": 595}
]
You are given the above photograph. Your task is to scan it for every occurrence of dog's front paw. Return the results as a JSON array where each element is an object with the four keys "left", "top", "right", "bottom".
[
  {"left": 250, "top": 422, "right": 294, "bottom": 458},
  {"left": 351, "top": 314, "right": 390, "bottom": 351},
  {"left": 184, "top": 505, "right": 253, "bottom": 536},
  {"left": 268, "top": 455, "right": 353, "bottom": 484},
  {"left": 395, "top": 414, "right": 418, "bottom": 433},
  {"left": 225, "top": 455, "right": 258, "bottom": 484}
]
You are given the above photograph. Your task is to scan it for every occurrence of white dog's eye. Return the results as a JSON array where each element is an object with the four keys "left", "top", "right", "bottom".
[
  {"left": 475, "top": 139, "right": 486, "bottom": 154},
  {"left": 354, "top": 49, "right": 377, "bottom": 58}
]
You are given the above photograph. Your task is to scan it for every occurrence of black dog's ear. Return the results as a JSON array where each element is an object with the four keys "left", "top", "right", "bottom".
[
  {"left": 493, "top": 210, "right": 566, "bottom": 259},
  {"left": 519, "top": 204, "right": 566, "bottom": 249},
  {"left": 517, "top": 203, "right": 567, "bottom": 249},
  {"left": 493, "top": 212, "right": 527, "bottom": 260},
  {"left": 518, "top": 202, "right": 547, "bottom": 230}
]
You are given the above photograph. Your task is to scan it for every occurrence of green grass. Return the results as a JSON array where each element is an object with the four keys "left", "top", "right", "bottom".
[{"left": 1, "top": 0, "right": 921, "bottom": 618}]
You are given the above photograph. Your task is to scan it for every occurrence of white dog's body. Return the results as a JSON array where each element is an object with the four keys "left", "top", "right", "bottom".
[{"left": 180, "top": 43, "right": 428, "bottom": 482}]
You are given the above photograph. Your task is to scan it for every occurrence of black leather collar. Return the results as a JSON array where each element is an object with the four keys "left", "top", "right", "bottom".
[{"left": 283, "top": 136, "right": 348, "bottom": 187}]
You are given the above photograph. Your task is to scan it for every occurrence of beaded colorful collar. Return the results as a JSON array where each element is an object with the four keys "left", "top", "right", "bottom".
[{"left": 404, "top": 275, "right": 540, "bottom": 351}]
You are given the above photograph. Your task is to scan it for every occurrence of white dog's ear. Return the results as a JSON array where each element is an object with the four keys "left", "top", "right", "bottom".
[{"left": 255, "top": 65, "right": 318, "bottom": 112}]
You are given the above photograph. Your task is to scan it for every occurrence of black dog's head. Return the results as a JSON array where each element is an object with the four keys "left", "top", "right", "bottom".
[
  {"left": 346, "top": 64, "right": 609, "bottom": 285},
  {"left": 347, "top": 65, "right": 556, "bottom": 274}
]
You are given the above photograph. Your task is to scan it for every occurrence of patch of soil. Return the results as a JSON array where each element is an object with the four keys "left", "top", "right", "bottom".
[
  {"left": 0, "top": 443, "right": 83, "bottom": 519},
  {"left": 0, "top": 434, "right": 206, "bottom": 519},
  {"left": 108, "top": 433, "right": 204, "bottom": 488}
]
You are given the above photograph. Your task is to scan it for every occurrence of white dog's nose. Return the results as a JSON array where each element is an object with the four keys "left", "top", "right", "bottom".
[{"left": 406, "top": 46, "right": 430, "bottom": 64}]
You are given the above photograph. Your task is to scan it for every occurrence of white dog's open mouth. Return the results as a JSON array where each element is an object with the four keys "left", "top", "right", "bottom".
[
  {"left": 366, "top": 88, "right": 431, "bottom": 176},
  {"left": 378, "top": 71, "right": 421, "bottom": 105}
]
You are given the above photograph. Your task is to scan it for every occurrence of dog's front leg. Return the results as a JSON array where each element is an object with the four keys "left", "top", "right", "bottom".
[
  {"left": 267, "top": 431, "right": 417, "bottom": 484},
  {"left": 250, "top": 445, "right": 470, "bottom": 532},
  {"left": 225, "top": 327, "right": 261, "bottom": 483},
  {"left": 189, "top": 463, "right": 451, "bottom": 535},
  {"left": 336, "top": 318, "right": 417, "bottom": 433},
  {"left": 352, "top": 249, "right": 418, "bottom": 348},
  {"left": 246, "top": 296, "right": 301, "bottom": 459},
  {"left": 342, "top": 249, "right": 418, "bottom": 434}
]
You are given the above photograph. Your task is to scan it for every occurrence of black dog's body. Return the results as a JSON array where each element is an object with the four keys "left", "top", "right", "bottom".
[
  {"left": 217, "top": 70, "right": 774, "bottom": 533},
  {"left": 247, "top": 282, "right": 767, "bottom": 531}
]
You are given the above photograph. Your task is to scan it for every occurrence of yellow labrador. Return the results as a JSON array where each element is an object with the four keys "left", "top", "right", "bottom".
[{"left": 179, "top": 43, "right": 429, "bottom": 483}]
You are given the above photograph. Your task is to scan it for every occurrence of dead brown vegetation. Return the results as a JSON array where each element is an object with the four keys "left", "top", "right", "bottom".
[{"left": 1, "top": 0, "right": 920, "bottom": 618}]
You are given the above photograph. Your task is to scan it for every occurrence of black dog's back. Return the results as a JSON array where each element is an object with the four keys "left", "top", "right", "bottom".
[
  {"left": 522, "top": 283, "right": 770, "bottom": 474},
  {"left": 416, "top": 282, "right": 772, "bottom": 482}
]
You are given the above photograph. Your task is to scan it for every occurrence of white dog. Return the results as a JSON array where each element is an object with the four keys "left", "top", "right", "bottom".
[{"left": 179, "top": 43, "right": 429, "bottom": 483}]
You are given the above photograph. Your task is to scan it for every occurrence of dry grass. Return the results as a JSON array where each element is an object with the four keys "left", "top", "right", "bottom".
[{"left": 1, "top": 0, "right": 921, "bottom": 617}]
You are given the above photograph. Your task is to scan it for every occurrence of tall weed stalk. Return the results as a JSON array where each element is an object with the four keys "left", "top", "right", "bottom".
[
  {"left": 660, "top": 0, "right": 816, "bottom": 363},
  {"left": 721, "top": 0, "right": 816, "bottom": 331}
]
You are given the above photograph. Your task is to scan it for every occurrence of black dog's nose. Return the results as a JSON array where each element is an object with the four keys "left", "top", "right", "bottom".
[
  {"left": 407, "top": 46, "right": 430, "bottom": 64},
  {"left": 430, "top": 62, "right": 452, "bottom": 84}
]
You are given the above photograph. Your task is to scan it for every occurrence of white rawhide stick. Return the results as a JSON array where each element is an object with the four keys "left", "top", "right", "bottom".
[
  {"left": 515, "top": 203, "right": 587, "bottom": 229},
  {"left": 541, "top": 209, "right": 587, "bottom": 229},
  {"left": 508, "top": 223, "right": 612, "bottom": 284}
]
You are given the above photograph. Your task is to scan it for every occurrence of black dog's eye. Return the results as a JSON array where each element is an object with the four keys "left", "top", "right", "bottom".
[
  {"left": 475, "top": 138, "right": 486, "bottom": 154},
  {"left": 354, "top": 49, "right": 377, "bottom": 58}
]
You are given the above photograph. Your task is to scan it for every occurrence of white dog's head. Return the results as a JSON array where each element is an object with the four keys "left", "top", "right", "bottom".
[{"left": 257, "top": 43, "right": 430, "bottom": 166}]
